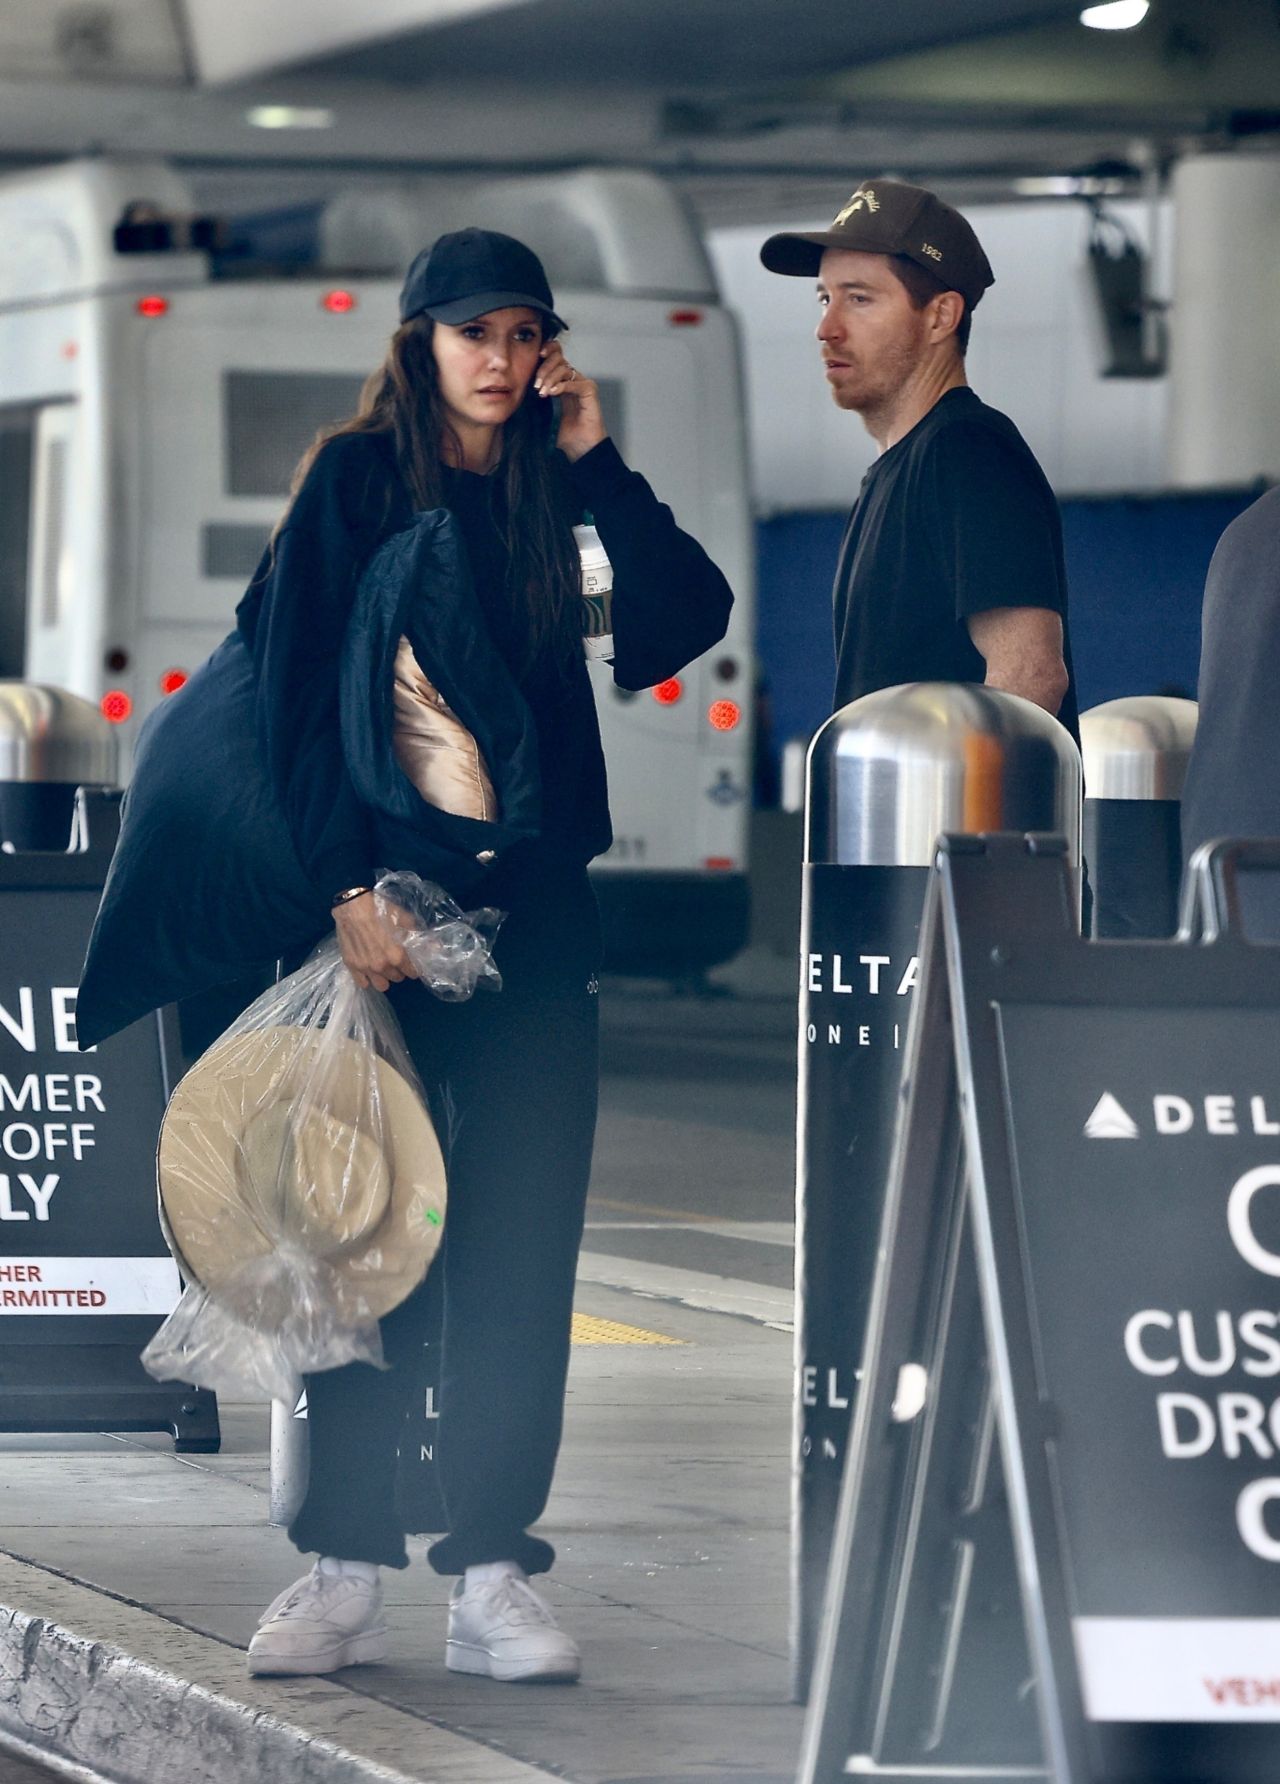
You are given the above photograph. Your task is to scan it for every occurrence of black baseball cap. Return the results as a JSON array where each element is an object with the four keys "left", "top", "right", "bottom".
[
  {"left": 760, "top": 179, "right": 995, "bottom": 309},
  {"left": 399, "top": 227, "right": 566, "bottom": 333}
]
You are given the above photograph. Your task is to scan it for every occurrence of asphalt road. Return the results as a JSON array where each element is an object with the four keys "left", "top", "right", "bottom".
[{"left": 588, "top": 962, "right": 796, "bottom": 1295}]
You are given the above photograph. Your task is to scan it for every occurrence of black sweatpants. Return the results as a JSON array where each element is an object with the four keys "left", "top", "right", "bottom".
[{"left": 289, "top": 851, "right": 601, "bottom": 1576}]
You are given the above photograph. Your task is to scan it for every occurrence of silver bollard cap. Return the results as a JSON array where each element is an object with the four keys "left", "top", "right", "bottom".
[
  {"left": 806, "top": 682, "right": 1082, "bottom": 867},
  {"left": 0, "top": 682, "right": 118, "bottom": 786},
  {"left": 1080, "top": 695, "right": 1198, "bottom": 801}
]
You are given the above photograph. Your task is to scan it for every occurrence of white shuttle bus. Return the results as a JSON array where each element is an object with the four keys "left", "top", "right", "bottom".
[{"left": 0, "top": 159, "right": 754, "bottom": 973}]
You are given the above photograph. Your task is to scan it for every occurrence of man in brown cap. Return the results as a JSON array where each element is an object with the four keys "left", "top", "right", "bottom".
[{"left": 761, "top": 180, "right": 1078, "bottom": 734}]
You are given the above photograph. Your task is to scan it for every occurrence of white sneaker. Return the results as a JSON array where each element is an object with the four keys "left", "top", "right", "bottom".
[
  {"left": 446, "top": 1562, "right": 580, "bottom": 1683},
  {"left": 248, "top": 1558, "right": 388, "bottom": 1676}
]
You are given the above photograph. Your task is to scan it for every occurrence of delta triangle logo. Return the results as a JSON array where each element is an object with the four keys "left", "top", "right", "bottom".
[{"left": 1084, "top": 1093, "right": 1139, "bottom": 1140}]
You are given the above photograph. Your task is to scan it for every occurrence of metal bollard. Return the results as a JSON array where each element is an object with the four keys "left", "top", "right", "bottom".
[
  {"left": 1080, "top": 695, "right": 1197, "bottom": 938},
  {"left": 794, "top": 682, "right": 1081, "bottom": 1700},
  {"left": 270, "top": 1394, "right": 309, "bottom": 1527},
  {"left": 0, "top": 682, "right": 117, "bottom": 851}
]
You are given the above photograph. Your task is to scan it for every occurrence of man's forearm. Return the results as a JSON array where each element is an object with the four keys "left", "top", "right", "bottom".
[
  {"left": 967, "top": 606, "right": 1069, "bottom": 716},
  {"left": 982, "top": 656, "right": 1069, "bottom": 715}
]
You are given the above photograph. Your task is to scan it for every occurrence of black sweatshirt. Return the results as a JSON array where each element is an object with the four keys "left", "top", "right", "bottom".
[
  {"left": 235, "top": 431, "right": 733, "bottom": 900},
  {"left": 440, "top": 465, "right": 591, "bottom": 852}
]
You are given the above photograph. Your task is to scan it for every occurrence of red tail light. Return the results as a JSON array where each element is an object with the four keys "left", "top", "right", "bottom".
[
  {"left": 322, "top": 288, "right": 356, "bottom": 314},
  {"left": 136, "top": 295, "right": 169, "bottom": 318},
  {"left": 653, "top": 678, "right": 683, "bottom": 706},
  {"left": 160, "top": 669, "right": 189, "bottom": 695},
  {"left": 708, "top": 700, "right": 741, "bottom": 731},
  {"left": 101, "top": 690, "right": 133, "bottom": 723}
]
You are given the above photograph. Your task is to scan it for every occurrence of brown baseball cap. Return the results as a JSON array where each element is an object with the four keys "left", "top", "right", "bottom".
[{"left": 760, "top": 179, "right": 995, "bottom": 309}]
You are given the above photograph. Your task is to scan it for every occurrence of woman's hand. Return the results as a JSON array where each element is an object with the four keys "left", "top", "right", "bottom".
[
  {"left": 332, "top": 893, "right": 419, "bottom": 992},
  {"left": 536, "top": 341, "right": 607, "bottom": 463}
]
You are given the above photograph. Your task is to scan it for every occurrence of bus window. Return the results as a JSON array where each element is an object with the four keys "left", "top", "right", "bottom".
[
  {"left": 27, "top": 403, "right": 76, "bottom": 670},
  {"left": 202, "top": 522, "right": 273, "bottom": 581},
  {"left": 0, "top": 411, "right": 33, "bottom": 677},
  {"left": 224, "top": 370, "right": 365, "bottom": 497},
  {"left": 223, "top": 370, "right": 626, "bottom": 503}
]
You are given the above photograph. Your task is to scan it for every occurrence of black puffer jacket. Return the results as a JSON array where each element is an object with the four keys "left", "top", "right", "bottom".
[{"left": 76, "top": 432, "right": 733, "bottom": 1048}]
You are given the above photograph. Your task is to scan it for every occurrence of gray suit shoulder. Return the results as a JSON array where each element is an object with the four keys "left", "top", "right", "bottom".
[{"left": 1205, "top": 486, "right": 1280, "bottom": 611}]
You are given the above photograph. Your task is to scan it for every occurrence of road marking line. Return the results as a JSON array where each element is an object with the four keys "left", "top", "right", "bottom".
[
  {"left": 584, "top": 1218, "right": 794, "bottom": 1249},
  {"left": 589, "top": 1194, "right": 724, "bottom": 1224},
  {"left": 576, "top": 1251, "right": 793, "bottom": 1332},
  {"left": 571, "top": 1312, "right": 683, "bottom": 1346}
]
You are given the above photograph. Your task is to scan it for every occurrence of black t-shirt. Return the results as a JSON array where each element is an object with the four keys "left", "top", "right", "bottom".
[{"left": 832, "top": 386, "right": 1080, "bottom": 743}]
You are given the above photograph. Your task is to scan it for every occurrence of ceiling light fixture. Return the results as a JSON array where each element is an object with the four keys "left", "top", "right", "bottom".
[
  {"left": 1013, "top": 174, "right": 1127, "bottom": 197},
  {"left": 247, "top": 104, "right": 335, "bottom": 131},
  {"left": 1080, "top": 1, "right": 1150, "bottom": 28},
  {"left": 1014, "top": 176, "right": 1081, "bottom": 197}
]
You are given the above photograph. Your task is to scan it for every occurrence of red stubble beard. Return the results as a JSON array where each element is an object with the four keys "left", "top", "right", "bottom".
[
  {"left": 824, "top": 329, "right": 927, "bottom": 418},
  {"left": 824, "top": 361, "right": 874, "bottom": 412}
]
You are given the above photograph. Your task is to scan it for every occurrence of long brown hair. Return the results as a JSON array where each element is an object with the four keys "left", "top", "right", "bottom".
[{"left": 288, "top": 313, "right": 582, "bottom": 675}]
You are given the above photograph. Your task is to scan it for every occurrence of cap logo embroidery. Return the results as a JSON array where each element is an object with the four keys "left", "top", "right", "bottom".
[
  {"left": 921, "top": 242, "right": 943, "bottom": 262},
  {"left": 833, "top": 188, "right": 879, "bottom": 227}
]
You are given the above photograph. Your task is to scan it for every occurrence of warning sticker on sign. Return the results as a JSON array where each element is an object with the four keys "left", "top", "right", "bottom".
[
  {"left": 0, "top": 1256, "right": 180, "bottom": 1315},
  {"left": 1076, "top": 1617, "right": 1280, "bottom": 1721}
]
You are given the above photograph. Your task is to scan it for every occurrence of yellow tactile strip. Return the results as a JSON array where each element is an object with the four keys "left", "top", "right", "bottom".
[{"left": 570, "top": 1312, "right": 685, "bottom": 1346}]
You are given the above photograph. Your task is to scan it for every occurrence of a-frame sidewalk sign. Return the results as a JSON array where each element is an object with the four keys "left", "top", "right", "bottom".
[
  {"left": 0, "top": 788, "right": 218, "bottom": 1450},
  {"left": 800, "top": 832, "right": 1280, "bottom": 1784}
]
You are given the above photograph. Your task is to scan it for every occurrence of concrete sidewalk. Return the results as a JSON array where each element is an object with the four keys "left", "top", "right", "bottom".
[{"left": 0, "top": 1281, "right": 800, "bottom": 1784}]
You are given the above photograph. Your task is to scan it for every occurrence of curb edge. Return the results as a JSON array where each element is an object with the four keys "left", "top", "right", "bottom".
[{"left": 0, "top": 1601, "right": 420, "bottom": 1784}]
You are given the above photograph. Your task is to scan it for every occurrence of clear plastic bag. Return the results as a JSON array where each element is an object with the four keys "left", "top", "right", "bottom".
[
  {"left": 142, "top": 873, "right": 503, "bottom": 1403},
  {"left": 375, "top": 870, "right": 503, "bottom": 1001}
]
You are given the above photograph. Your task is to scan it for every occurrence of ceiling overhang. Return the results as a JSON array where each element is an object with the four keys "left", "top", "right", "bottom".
[
  {"left": 178, "top": 0, "right": 538, "bottom": 87},
  {"left": 757, "top": 0, "right": 1280, "bottom": 137}
]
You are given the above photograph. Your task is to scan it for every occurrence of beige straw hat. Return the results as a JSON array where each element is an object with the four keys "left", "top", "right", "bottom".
[{"left": 157, "top": 1024, "right": 446, "bottom": 1326}]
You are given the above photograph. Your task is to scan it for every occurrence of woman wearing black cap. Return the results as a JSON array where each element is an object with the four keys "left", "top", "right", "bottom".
[{"left": 239, "top": 229, "right": 733, "bottom": 1681}]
